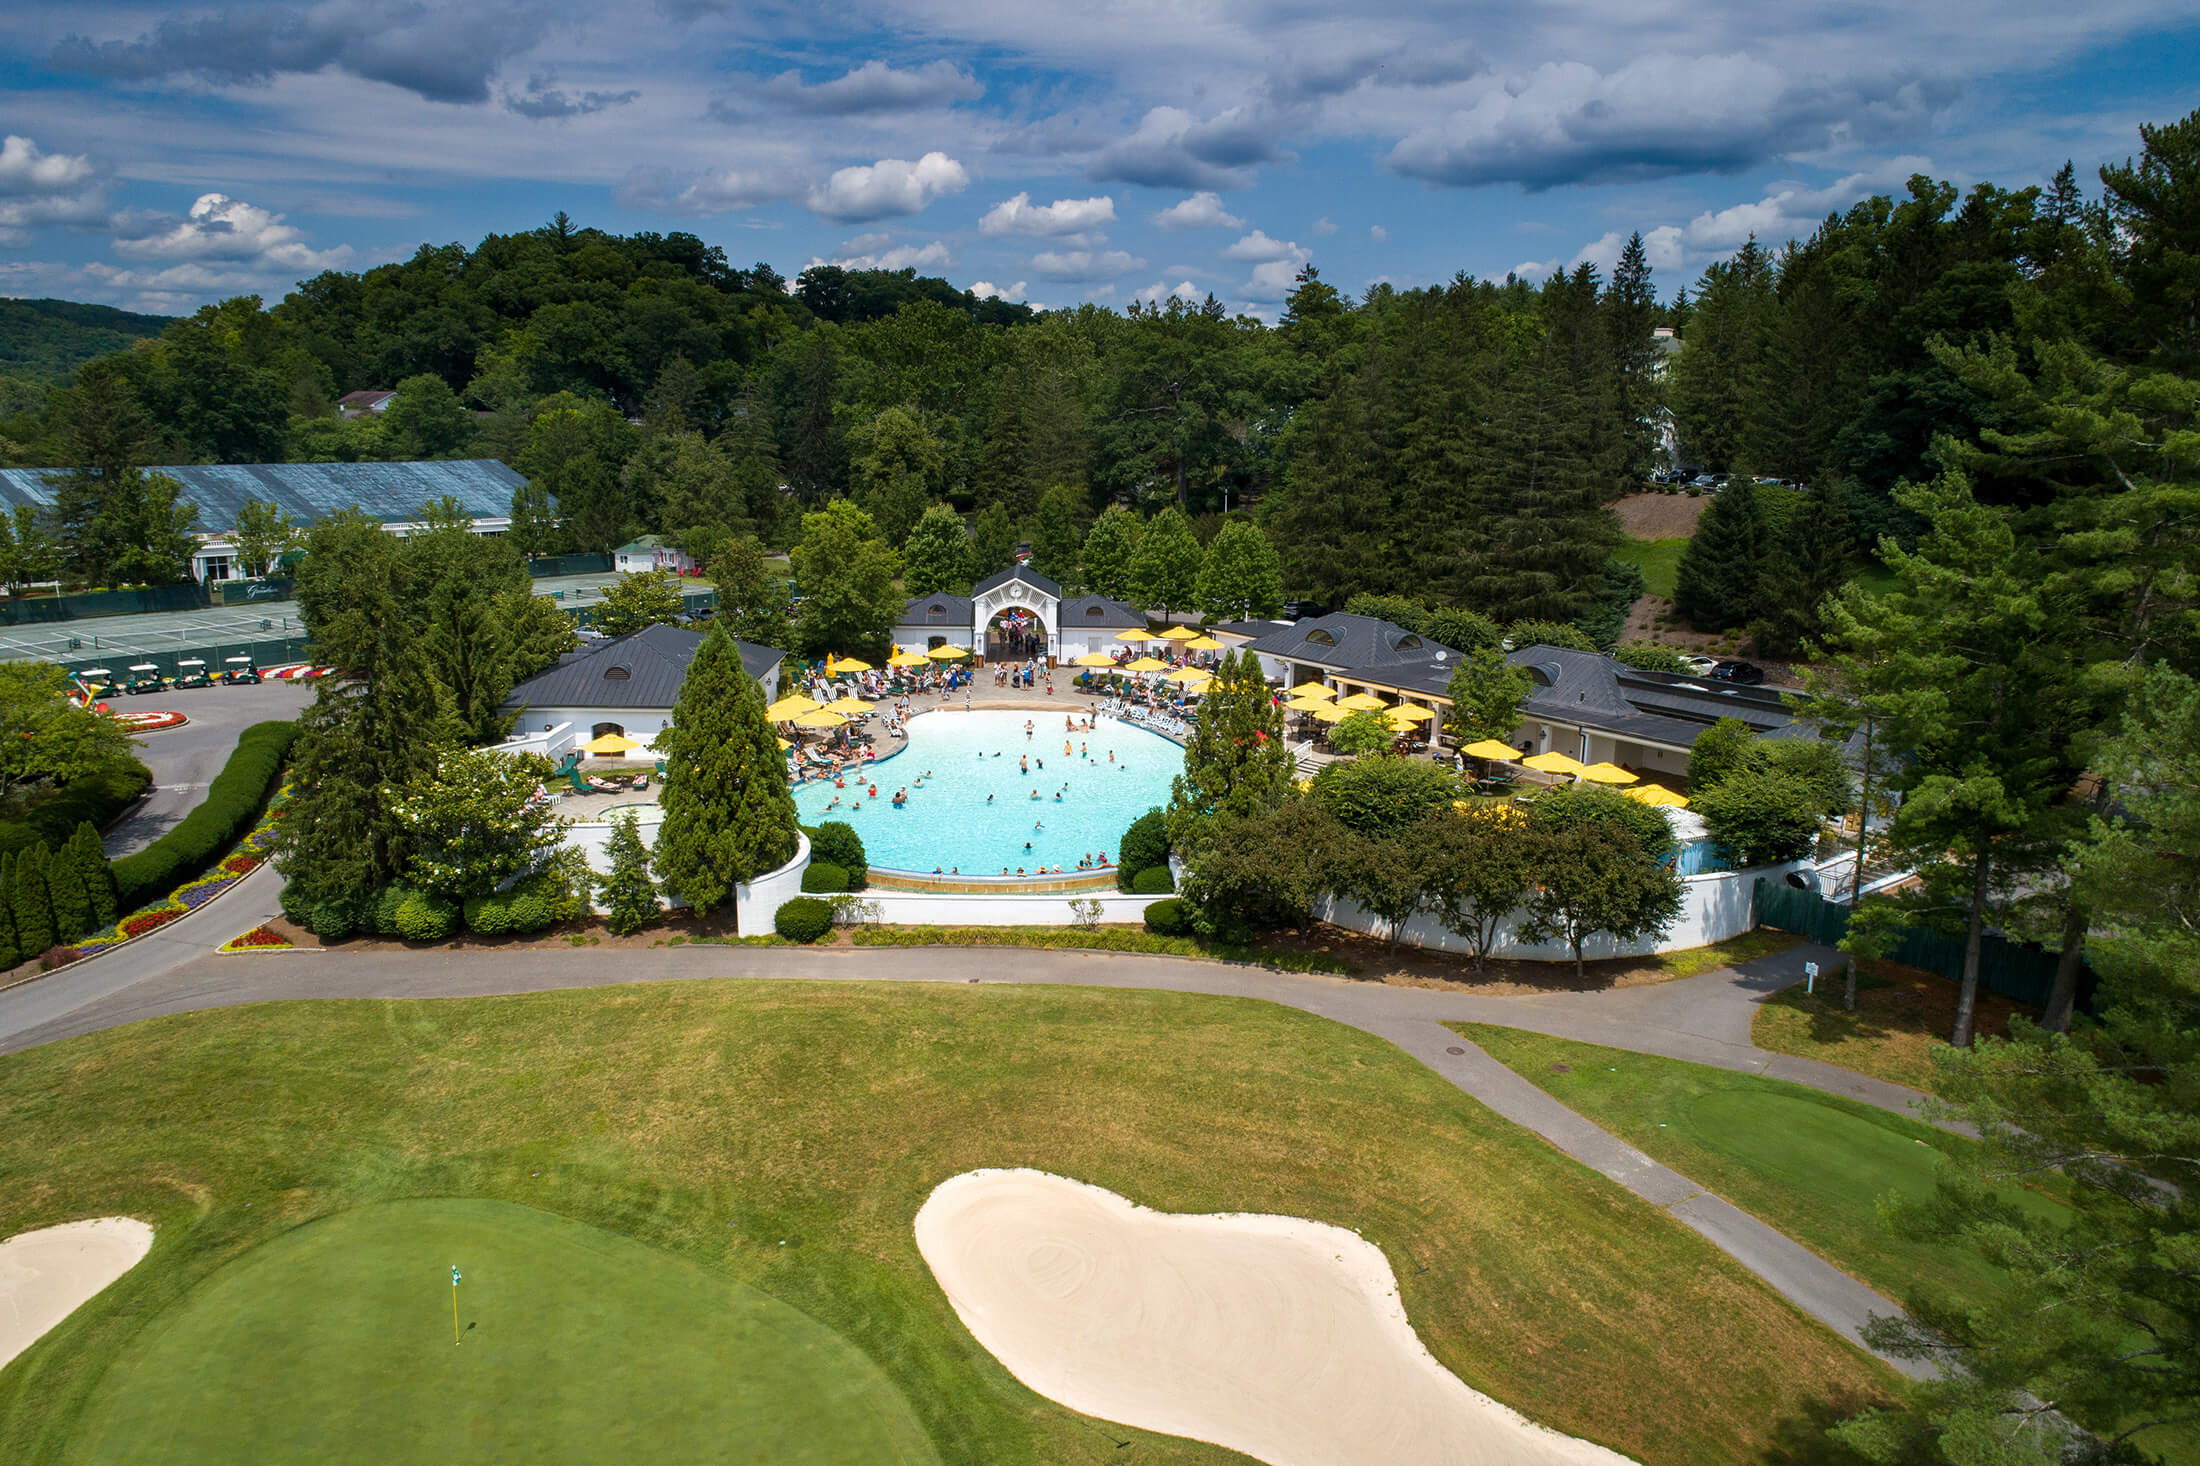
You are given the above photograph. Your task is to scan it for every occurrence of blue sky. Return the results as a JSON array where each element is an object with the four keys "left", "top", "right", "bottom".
[{"left": 0, "top": 0, "right": 2194, "bottom": 319}]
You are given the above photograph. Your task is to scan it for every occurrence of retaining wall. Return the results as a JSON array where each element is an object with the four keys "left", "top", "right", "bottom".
[
  {"left": 561, "top": 804, "right": 811, "bottom": 934},
  {"left": 839, "top": 890, "right": 1163, "bottom": 926}
]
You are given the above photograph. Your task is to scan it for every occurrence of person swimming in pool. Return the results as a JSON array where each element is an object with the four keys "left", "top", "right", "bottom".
[
  {"left": 1030, "top": 788, "right": 1040, "bottom": 799},
  {"left": 1019, "top": 754, "right": 1028, "bottom": 774},
  {"left": 986, "top": 793, "right": 994, "bottom": 803},
  {"left": 1053, "top": 790, "right": 1064, "bottom": 801}
]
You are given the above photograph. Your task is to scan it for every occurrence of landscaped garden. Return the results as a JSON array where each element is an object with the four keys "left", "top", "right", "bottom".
[{"left": 0, "top": 980, "right": 1897, "bottom": 1465}]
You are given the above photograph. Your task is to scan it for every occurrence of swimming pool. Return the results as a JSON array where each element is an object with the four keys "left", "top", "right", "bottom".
[{"left": 791, "top": 709, "right": 1184, "bottom": 875}]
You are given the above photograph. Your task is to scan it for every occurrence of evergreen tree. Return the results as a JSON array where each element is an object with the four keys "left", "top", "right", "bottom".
[
  {"left": 11, "top": 843, "right": 55, "bottom": 956},
  {"left": 1602, "top": 231, "right": 1665, "bottom": 480},
  {"left": 704, "top": 535, "right": 793, "bottom": 652},
  {"left": 1126, "top": 506, "right": 1202, "bottom": 619},
  {"left": 44, "top": 842, "right": 90, "bottom": 944},
  {"left": 783, "top": 331, "right": 844, "bottom": 506},
  {"left": 973, "top": 373, "right": 1036, "bottom": 520},
  {"left": 1667, "top": 238, "right": 1775, "bottom": 471},
  {"left": 652, "top": 432, "right": 753, "bottom": 540},
  {"left": 0, "top": 855, "right": 17, "bottom": 970},
  {"left": 1079, "top": 505, "right": 1143, "bottom": 601},
  {"left": 654, "top": 623, "right": 798, "bottom": 919},
  {"left": 1672, "top": 481, "right": 1769, "bottom": 631},
  {"left": 70, "top": 821, "right": 117, "bottom": 930},
  {"left": 599, "top": 810, "right": 661, "bottom": 935},
  {"left": 723, "top": 381, "right": 787, "bottom": 543},
  {"left": 1441, "top": 648, "right": 1532, "bottom": 745},
  {"left": 1193, "top": 518, "right": 1283, "bottom": 621},
  {"left": 1166, "top": 649, "right": 1295, "bottom": 846},
  {"left": 900, "top": 503, "right": 973, "bottom": 596},
  {"left": 790, "top": 500, "right": 903, "bottom": 658},
  {"left": 969, "top": 502, "right": 1018, "bottom": 581},
  {"left": 1026, "top": 484, "right": 1090, "bottom": 589},
  {"left": 1750, "top": 485, "right": 1855, "bottom": 656}
]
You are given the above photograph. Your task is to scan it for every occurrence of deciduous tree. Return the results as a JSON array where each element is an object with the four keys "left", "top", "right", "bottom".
[
  {"left": 1441, "top": 648, "right": 1532, "bottom": 747},
  {"left": 1194, "top": 518, "right": 1283, "bottom": 621},
  {"left": 593, "top": 569, "right": 686, "bottom": 638}
]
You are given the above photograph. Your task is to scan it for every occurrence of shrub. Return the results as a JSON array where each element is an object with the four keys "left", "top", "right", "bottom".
[
  {"left": 1693, "top": 768, "right": 1824, "bottom": 867},
  {"left": 463, "top": 870, "right": 565, "bottom": 937},
  {"left": 1687, "top": 717, "right": 1761, "bottom": 795},
  {"left": 1528, "top": 782, "right": 1678, "bottom": 861},
  {"left": 801, "top": 861, "right": 850, "bottom": 894},
  {"left": 1614, "top": 641, "right": 1695, "bottom": 675},
  {"left": 393, "top": 890, "right": 459, "bottom": 943},
  {"left": 111, "top": 721, "right": 295, "bottom": 908},
  {"left": 773, "top": 896, "right": 834, "bottom": 943},
  {"left": 1142, "top": 897, "right": 1191, "bottom": 937},
  {"left": 462, "top": 890, "right": 514, "bottom": 936},
  {"left": 1310, "top": 755, "right": 1463, "bottom": 836},
  {"left": 1131, "top": 865, "right": 1175, "bottom": 894},
  {"left": 0, "top": 763, "right": 150, "bottom": 859},
  {"left": 1504, "top": 619, "right": 1596, "bottom": 653},
  {"left": 1117, "top": 809, "right": 1169, "bottom": 891},
  {"left": 806, "top": 821, "right": 868, "bottom": 889},
  {"left": 286, "top": 882, "right": 370, "bottom": 940},
  {"left": 373, "top": 883, "right": 416, "bottom": 937}
]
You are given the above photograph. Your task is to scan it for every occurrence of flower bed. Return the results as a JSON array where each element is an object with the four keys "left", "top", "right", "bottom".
[
  {"left": 109, "top": 710, "right": 189, "bottom": 731},
  {"left": 218, "top": 925, "right": 293, "bottom": 953},
  {"left": 70, "top": 797, "right": 289, "bottom": 957},
  {"left": 120, "top": 907, "right": 184, "bottom": 938}
]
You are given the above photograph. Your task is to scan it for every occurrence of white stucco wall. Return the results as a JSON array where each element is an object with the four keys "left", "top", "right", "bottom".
[
  {"left": 894, "top": 626, "right": 977, "bottom": 656},
  {"left": 561, "top": 806, "right": 811, "bottom": 934},
  {"left": 515, "top": 705, "right": 673, "bottom": 757},
  {"left": 838, "top": 890, "right": 1163, "bottom": 926},
  {"left": 1315, "top": 857, "right": 1808, "bottom": 960}
]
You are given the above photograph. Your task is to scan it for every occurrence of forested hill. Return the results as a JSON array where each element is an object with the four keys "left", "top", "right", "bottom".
[{"left": 0, "top": 297, "right": 172, "bottom": 378}]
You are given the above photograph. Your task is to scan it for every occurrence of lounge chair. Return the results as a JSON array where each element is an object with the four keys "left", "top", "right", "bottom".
[{"left": 565, "top": 767, "right": 595, "bottom": 795}]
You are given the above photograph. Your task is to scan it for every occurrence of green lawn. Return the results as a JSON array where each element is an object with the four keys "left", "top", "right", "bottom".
[
  {"left": 0, "top": 982, "right": 1897, "bottom": 1466},
  {"left": 1453, "top": 1024, "right": 2069, "bottom": 1316},
  {"left": 1614, "top": 536, "right": 1689, "bottom": 599},
  {"left": 71, "top": 1198, "right": 936, "bottom": 1466}
]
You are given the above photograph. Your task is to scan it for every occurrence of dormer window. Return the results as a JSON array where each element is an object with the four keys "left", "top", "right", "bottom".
[
  {"left": 1395, "top": 634, "right": 1422, "bottom": 650},
  {"left": 603, "top": 666, "right": 631, "bottom": 681},
  {"left": 1305, "top": 628, "right": 1335, "bottom": 646},
  {"left": 1087, "top": 606, "right": 1104, "bottom": 618},
  {"left": 929, "top": 603, "right": 946, "bottom": 614}
]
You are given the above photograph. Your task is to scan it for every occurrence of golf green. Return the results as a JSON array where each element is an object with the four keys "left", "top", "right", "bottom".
[{"left": 68, "top": 1198, "right": 939, "bottom": 1466}]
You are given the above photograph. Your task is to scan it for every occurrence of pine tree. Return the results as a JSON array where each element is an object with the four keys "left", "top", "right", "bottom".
[
  {"left": 0, "top": 856, "right": 17, "bottom": 970},
  {"left": 1166, "top": 649, "right": 1295, "bottom": 847},
  {"left": 70, "top": 821, "right": 117, "bottom": 929},
  {"left": 1079, "top": 505, "right": 1143, "bottom": 601},
  {"left": 973, "top": 375, "right": 1035, "bottom": 520},
  {"left": 1750, "top": 486, "right": 1855, "bottom": 656},
  {"left": 900, "top": 504, "right": 973, "bottom": 596},
  {"left": 1672, "top": 481, "right": 1769, "bottom": 631},
  {"left": 1127, "top": 507, "right": 1202, "bottom": 619},
  {"left": 43, "top": 841, "right": 90, "bottom": 945},
  {"left": 12, "top": 843, "right": 55, "bottom": 956},
  {"left": 969, "top": 503, "right": 1017, "bottom": 581},
  {"left": 1602, "top": 231, "right": 1664, "bottom": 480},
  {"left": 1193, "top": 519, "right": 1283, "bottom": 621},
  {"left": 599, "top": 810, "right": 661, "bottom": 935},
  {"left": 1026, "top": 484, "right": 1089, "bottom": 589},
  {"left": 654, "top": 622, "right": 798, "bottom": 919}
]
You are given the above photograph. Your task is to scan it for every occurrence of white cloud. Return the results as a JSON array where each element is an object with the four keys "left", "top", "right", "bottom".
[
  {"left": 1152, "top": 191, "right": 1243, "bottom": 231},
  {"left": 812, "top": 237, "right": 953, "bottom": 272},
  {"left": 615, "top": 165, "right": 799, "bottom": 215},
  {"left": 806, "top": 152, "right": 968, "bottom": 222},
  {"left": 970, "top": 279, "right": 1027, "bottom": 301},
  {"left": 1243, "top": 259, "right": 1309, "bottom": 300},
  {"left": 1572, "top": 225, "right": 1686, "bottom": 276},
  {"left": 0, "top": 134, "right": 108, "bottom": 244},
  {"left": 1031, "top": 248, "right": 1144, "bottom": 282},
  {"left": 1370, "top": 225, "right": 1388, "bottom": 243},
  {"left": 1512, "top": 258, "right": 1560, "bottom": 281},
  {"left": 1221, "top": 229, "right": 1305, "bottom": 263},
  {"left": 761, "top": 60, "right": 981, "bottom": 114},
  {"left": 111, "top": 192, "right": 351, "bottom": 272},
  {"left": 0, "top": 135, "right": 99, "bottom": 196},
  {"left": 1133, "top": 279, "right": 1200, "bottom": 304},
  {"left": 1088, "top": 105, "right": 1281, "bottom": 191},
  {"left": 1311, "top": 216, "right": 1337, "bottom": 237},
  {"left": 979, "top": 191, "right": 1115, "bottom": 238}
]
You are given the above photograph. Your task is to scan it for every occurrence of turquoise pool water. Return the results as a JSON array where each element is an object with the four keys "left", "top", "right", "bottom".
[{"left": 791, "top": 709, "right": 1183, "bottom": 874}]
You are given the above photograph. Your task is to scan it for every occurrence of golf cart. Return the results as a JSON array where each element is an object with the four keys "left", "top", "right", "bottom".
[
  {"left": 221, "top": 655, "right": 261, "bottom": 685},
  {"left": 172, "top": 658, "right": 212, "bottom": 689},
  {"left": 80, "top": 667, "right": 121, "bottom": 698},
  {"left": 123, "top": 663, "right": 166, "bottom": 696}
]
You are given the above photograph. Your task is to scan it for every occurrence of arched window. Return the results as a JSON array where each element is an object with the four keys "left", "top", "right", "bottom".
[
  {"left": 592, "top": 721, "right": 625, "bottom": 739},
  {"left": 1395, "top": 634, "right": 1422, "bottom": 650},
  {"left": 929, "top": 603, "right": 946, "bottom": 615},
  {"left": 603, "top": 665, "right": 630, "bottom": 681},
  {"left": 1086, "top": 606, "right": 1105, "bottom": 618},
  {"left": 1304, "top": 628, "right": 1335, "bottom": 646}
]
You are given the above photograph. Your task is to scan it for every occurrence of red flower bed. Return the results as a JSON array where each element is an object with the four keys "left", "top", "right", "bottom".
[
  {"left": 222, "top": 853, "right": 261, "bottom": 875},
  {"left": 227, "top": 925, "right": 289, "bottom": 949},
  {"left": 120, "top": 907, "right": 185, "bottom": 938}
]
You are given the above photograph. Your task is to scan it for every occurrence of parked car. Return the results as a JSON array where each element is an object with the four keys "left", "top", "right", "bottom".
[
  {"left": 221, "top": 656, "right": 261, "bottom": 685},
  {"left": 1280, "top": 600, "right": 1328, "bottom": 621},
  {"left": 1710, "top": 660, "right": 1765, "bottom": 685},
  {"left": 1678, "top": 654, "right": 1718, "bottom": 676}
]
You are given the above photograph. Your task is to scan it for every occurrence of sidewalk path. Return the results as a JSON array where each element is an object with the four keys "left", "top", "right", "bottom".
[{"left": 0, "top": 933, "right": 1934, "bottom": 1376}]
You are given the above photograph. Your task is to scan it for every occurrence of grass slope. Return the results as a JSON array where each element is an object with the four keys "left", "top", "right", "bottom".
[
  {"left": 0, "top": 982, "right": 1893, "bottom": 1465},
  {"left": 72, "top": 1198, "right": 937, "bottom": 1466},
  {"left": 1613, "top": 536, "right": 1689, "bottom": 599},
  {"left": 1453, "top": 1024, "right": 2068, "bottom": 1317}
]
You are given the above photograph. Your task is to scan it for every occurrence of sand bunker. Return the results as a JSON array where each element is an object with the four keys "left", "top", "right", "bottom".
[
  {"left": 915, "top": 1170, "right": 1634, "bottom": 1466},
  {"left": 0, "top": 1218, "right": 154, "bottom": 1374}
]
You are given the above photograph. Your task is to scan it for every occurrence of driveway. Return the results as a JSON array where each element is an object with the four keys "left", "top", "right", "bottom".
[{"left": 101, "top": 681, "right": 312, "bottom": 857}]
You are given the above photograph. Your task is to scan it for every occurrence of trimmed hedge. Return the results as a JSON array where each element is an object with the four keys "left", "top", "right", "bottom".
[
  {"left": 806, "top": 821, "right": 868, "bottom": 889},
  {"left": 393, "top": 889, "right": 459, "bottom": 942},
  {"left": 1143, "top": 897, "right": 1191, "bottom": 937},
  {"left": 111, "top": 721, "right": 295, "bottom": 908},
  {"left": 1131, "top": 865, "right": 1174, "bottom": 895},
  {"left": 463, "top": 871, "right": 563, "bottom": 936},
  {"left": 801, "top": 861, "right": 849, "bottom": 894},
  {"left": 774, "top": 896, "right": 834, "bottom": 943},
  {"left": 0, "top": 763, "right": 151, "bottom": 858}
]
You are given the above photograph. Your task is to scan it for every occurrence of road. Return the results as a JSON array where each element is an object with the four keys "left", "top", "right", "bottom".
[{"left": 99, "top": 681, "right": 312, "bottom": 857}]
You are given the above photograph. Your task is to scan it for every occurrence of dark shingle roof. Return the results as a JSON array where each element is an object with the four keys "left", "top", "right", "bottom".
[
  {"left": 502, "top": 624, "right": 781, "bottom": 712},
  {"left": 0, "top": 460, "right": 524, "bottom": 536},
  {"left": 1507, "top": 645, "right": 1812, "bottom": 750},
  {"left": 1237, "top": 612, "right": 1464, "bottom": 690},
  {"left": 1057, "top": 595, "right": 1145, "bottom": 628},
  {"left": 972, "top": 565, "right": 1060, "bottom": 599},
  {"left": 895, "top": 593, "right": 974, "bottom": 628}
]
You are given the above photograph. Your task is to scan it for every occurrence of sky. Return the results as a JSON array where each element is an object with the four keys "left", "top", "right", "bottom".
[{"left": 0, "top": 1, "right": 2194, "bottom": 320}]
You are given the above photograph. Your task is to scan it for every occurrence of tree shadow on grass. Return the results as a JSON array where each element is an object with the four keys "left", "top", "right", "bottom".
[{"left": 1758, "top": 1390, "right": 1883, "bottom": 1466}]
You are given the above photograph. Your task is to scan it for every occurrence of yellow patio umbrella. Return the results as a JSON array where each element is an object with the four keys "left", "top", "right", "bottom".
[
  {"left": 1115, "top": 629, "right": 1156, "bottom": 643},
  {"left": 764, "top": 694, "right": 820, "bottom": 720},
  {"left": 1071, "top": 651, "right": 1119, "bottom": 667},
  {"left": 790, "top": 708, "right": 849, "bottom": 728},
  {"left": 824, "top": 655, "right": 873, "bottom": 674},
  {"left": 1124, "top": 656, "right": 1169, "bottom": 672},
  {"left": 1182, "top": 635, "right": 1227, "bottom": 650},
  {"left": 1522, "top": 751, "right": 1587, "bottom": 777},
  {"left": 825, "top": 696, "right": 875, "bottom": 715},
  {"left": 1165, "top": 667, "right": 1212, "bottom": 686},
  {"left": 1578, "top": 761, "right": 1639, "bottom": 785},
  {"left": 776, "top": 737, "right": 792, "bottom": 750},
  {"left": 1307, "top": 702, "right": 1350, "bottom": 723},
  {"left": 925, "top": 644, "right": 970, "bottom": 660},
  {"left": 581, "top": 732, "right": 643, "bottom": 755},
  {"left": 1284, "top": 696, "right": 1332, "bottom": 713},
  {"left": 1461, "top": 738, "right": 1523, "bottom": 761},
  {"left": 887, "top": 650, "right": 929, "bottom": 668},
  {"left": 1627, "top": 783, "right": 1690, "bottom": 808},
  {"left": 1335, "top": 692, "right": 1388, "bottom": 712},
  {"left": 1155, "top": 626, "right": 1200, "bottom": 641},
  {"left": 1385, "top": 705, "right": 1434, "bottom": 731},
  {"left": 1286, "top": 681, "right": 1334, "bottom": 699}
]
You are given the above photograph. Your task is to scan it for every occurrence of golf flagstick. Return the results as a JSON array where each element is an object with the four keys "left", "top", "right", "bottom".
[{"left": 452, "top": 1265, "right": 461, "bottom": 1345}]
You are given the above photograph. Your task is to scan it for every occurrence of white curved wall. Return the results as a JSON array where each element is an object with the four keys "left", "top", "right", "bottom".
[{"left": 562, "top": 807, "right": 811, "bottom": 934}]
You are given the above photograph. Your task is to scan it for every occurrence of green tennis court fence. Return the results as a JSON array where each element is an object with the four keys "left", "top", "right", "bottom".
[
  {"left": 56, "top": 636, "right": 315, "bottom": 682},
  {"left": 0, "top": 584, "right": 213, "bottom": 624},
  {"left": 527, "top": 553, "right": 613, "bottom": 578},
  {"left": 1752, "top": 878, "right": 2093, "bottom": 1013}
]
